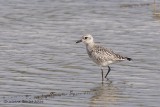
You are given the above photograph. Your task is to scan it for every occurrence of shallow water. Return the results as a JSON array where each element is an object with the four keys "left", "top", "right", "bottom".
[{"left": 0, "top": 0, "right": 160, "bottom": 107}]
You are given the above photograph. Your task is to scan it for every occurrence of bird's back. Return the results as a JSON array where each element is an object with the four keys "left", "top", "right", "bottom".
[{"left": 86, "top": 43, "right": 126, "bottom": 66}]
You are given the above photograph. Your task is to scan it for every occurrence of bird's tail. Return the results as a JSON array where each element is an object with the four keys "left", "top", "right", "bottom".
[
  {"left": 125, "top": 57, "right": 132, "bottom": 61},
  {"left": 115, "top": 54, "right": 132, "bottom": 61}
]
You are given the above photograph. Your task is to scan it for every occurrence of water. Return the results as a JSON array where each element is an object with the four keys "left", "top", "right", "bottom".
[{"left": 0, "top": 0, "right": 160, "bottom": 107}]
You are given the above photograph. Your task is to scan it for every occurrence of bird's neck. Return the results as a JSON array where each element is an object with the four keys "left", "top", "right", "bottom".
[
  {"left": 86, "top": 41, "right": 95, "bottom": 48},
  {"left": 86, "top": 42, "right": 95, "bottom": 57}
]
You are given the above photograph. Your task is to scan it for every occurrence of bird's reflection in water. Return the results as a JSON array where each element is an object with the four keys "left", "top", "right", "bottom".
[
  {"left": 89, "top": 79, "right": 120, "bottom": 107},
  {"left": 153, "top": 15, "right": 160, "bottom": 21}
]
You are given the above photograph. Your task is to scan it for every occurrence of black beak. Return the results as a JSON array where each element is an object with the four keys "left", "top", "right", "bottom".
[{"left": 76, "top": 39, "right": 82, "bottom": 43}]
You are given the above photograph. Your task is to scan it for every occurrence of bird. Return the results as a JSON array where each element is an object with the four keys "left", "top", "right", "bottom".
[{"left": 76, "top": 34, "right": 132, "bottom": 81}]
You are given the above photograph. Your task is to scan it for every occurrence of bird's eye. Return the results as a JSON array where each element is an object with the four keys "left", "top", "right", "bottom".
[{"left": 84, "top": 37, "right": 88, "bottom": 39}]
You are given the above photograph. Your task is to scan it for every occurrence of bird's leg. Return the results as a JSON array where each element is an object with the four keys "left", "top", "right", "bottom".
[
  {"left": 101, "top": 68, "right": 104, "bottom": 82},
  {"left": 105, "top": 66, "right": 111, "bottom": 78}
]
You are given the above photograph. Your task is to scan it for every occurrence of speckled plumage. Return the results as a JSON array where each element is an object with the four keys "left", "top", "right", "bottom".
[
  {"left": 86, "top": 44, "right": 126, "bottom": 66},
  {"left": 76, "top": 34, "right": 132, "bottom": 81}
]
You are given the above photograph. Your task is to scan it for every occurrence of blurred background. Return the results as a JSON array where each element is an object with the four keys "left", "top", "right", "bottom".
[{"left": 0, "top": 0, "right": 160, "bottom": 107}]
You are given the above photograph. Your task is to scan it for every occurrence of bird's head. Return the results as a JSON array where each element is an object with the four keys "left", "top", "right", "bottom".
[{"left": 76, "top": 34, "right": 94, "bottom": 45}]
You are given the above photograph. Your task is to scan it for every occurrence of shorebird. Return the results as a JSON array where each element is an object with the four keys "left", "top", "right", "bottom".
[{"left": 76, "top": 34, "right": 132, "bottom": 81}]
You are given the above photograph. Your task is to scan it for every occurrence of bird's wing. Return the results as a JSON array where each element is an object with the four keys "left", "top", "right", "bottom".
[{"left": 92, "top": 45, "right": 124, "bottom": 61}]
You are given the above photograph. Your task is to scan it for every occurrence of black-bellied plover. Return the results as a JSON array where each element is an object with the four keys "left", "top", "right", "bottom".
[{"left": 76, "top": 34, "right": 132, "bottom": 81}]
